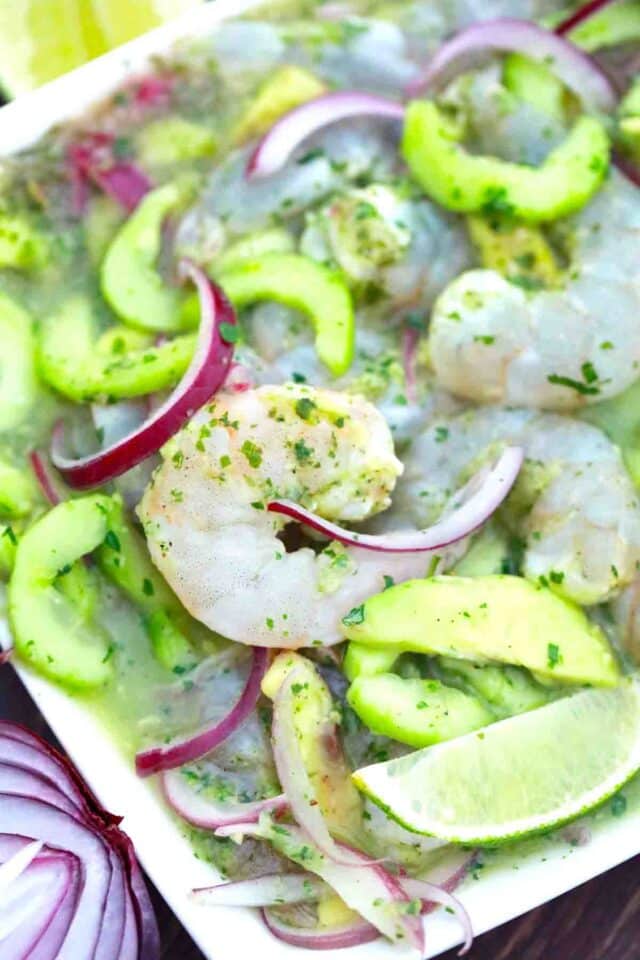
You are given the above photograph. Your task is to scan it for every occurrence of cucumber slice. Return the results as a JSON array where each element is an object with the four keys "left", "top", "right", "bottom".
[
  {"left": 0, "top": 461, "right": 38, "bottom": 518},
  {"left": 0, "top": 293, "right": 38, "bottom": 432},
  {"left": 9, "top": 496, "right": 114, "bottom": 689},
  {"left": 101, "top": 180, "right": 194, "bottom": 333}
]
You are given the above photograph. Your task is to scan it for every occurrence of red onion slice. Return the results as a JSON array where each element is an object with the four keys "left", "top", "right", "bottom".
[
  {"left": 406, "top": 18, "right": 617, "bottom": 111},
  {"left": 247, "top": 91, "right": 405, "bottom": 179},
  {"left": 51, "top": 262, "right": 236, "bottom": 490},
  {"left": 29, "top": 451, "right": 65, "bottom": 506},
  {"left": 272, "top": 669, "right": 368, "bottom": 868},
  {"left": 68, "top": 134, "right": 152, "bottom": 214},
  {"left": 135, "top": 647, "right": 269, "bottom": 777},
  {"left": 162, "top": 768, "right": 286, "bottom": 829},
  {"left": 269, "top": 446, "right": 523, "bottom": 553},
  {"left": 262, "top": 907, "right": 380, "bottom": 950},
  {"left": 192, "top": 874, "right": 326, "bottom": 908},
  {"left": 555, "top": 0, "right": 618, "bottom": 36},
  {"left": 403, "top": 878, "right": 473, "bottom": 955}
]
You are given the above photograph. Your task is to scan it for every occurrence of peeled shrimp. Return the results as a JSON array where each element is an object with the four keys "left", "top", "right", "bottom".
[
  {"left": 428, "top": 172, "right": 640, "bottom": 411},
  {"left": 392, "top": 406, "right": 640, "bottom": 605},
  {"left": 138, "top": 385, "right": 431, "bottom": 648}
]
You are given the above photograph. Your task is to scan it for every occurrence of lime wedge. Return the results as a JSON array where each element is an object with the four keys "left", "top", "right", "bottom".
[
  {"left": 91, "top": 0, "right": 202, "bottom": 47},
  {"left": 0, "top": 0, "right": 202, "bottom": 99},
  {"left": 353, "top": 678, "right": 640, "bottom": 845}
]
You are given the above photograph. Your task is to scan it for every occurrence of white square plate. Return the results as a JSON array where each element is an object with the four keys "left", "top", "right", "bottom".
[{"left": 1, "top": 4, "right": 639, "bottom": 957}]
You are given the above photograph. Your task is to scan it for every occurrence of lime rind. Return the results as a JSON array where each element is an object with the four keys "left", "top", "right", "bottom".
[{"left": 353, "top": 677, "right": 640, "bottom": 845}]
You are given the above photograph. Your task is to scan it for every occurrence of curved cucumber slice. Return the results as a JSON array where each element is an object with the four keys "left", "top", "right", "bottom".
[
  {"left": 101, "top": 180, "right": 193, "bottom": 332},
  {"left": 402, "top": 100, "right": 610, "bottom": 223},
  {"left": 0, "top": 293, "right": 38, "bottom": 432},
  {"left": 0, "top": 461, "right": 38, "bottom": 518},
  {"left": 347, "top": 673, "right": 493, "bottom": 748},
  {"left": 9, "top": 496, "right": 114, "bottom": 689},
  {"left": 38, "top": 296, "right": 194, "bottom": 402},
  {"left": 95, "top": 496, "right": 196, "bottom": 672},
  {"left": 217, "top": 253, "right": 355, "bottom": 376}
]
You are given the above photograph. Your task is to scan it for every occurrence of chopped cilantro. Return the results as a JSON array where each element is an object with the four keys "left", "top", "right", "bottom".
[{"left": 342, "top": 604, "right": 365, "bottom": 626}]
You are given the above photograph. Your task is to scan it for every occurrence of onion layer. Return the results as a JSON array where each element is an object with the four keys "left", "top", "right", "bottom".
[
  {"left": 406, "top": 18, "right": 617, "bottom": 112},
  {"left": 269, "top": 446, "right": 523, "bottom": 553},
  {"left": 247, "top": 91, "right": 405, "bottom": 179},
  {"left": 161, "top": 768, "right": 286, "bottom": 829},
  {"left": 0, "top": 722, "right": 158, "bottom": 959},
  {"left": 51, "top": 262, "right": 236, "bottom": 490},
  {"left": 68, "top": 133, "right": 152, "bottom": 215},
  {"left": 555, "top": 0, "right": 619, "bottom": 36},
  {"left": 136, "top": 647, "right": 269, "bottom": 777}
]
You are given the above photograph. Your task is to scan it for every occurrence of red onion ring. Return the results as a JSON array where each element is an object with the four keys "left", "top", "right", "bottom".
[
  {"left": 403, "top": 878, "right": 473, "bottom": 955},
  {"left": 29, "top": 451, "right": 65, "bottom": 506},
  {"left": 262, "top": 907, "right": 380, "bottom": 950},
  {"left": 406, "top": 17, "right": 617, "bottom": 111},
  {"left": 402, "top": 324, "right": 419, "bottom": 406},
  {"left": 161, "top": 769, "right": 286, "bottom": 829},
  {"left": 51, "top": 262, "right": 236, "bottom": 490},
  {"left": 247, "top": 91, "right": 405, "bottom": 179},
  {"left": 68, "top": 133, "right": 152, "bottom": 215},
  {"left": 135, "top": 647, "right": 269, "bottom": 777},
  {"left": 192, "top": 874, "right": 325, "bottom": 908},
  {"left": 555, "top": 0, "right": 619, "bottom": 36},
  {"left": 269, "top": 446, "right": 523, "bottom": 553}
]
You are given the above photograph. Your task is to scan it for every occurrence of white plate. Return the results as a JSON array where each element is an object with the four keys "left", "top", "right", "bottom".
[{"left": 1, "top": 4, "right": 639, "bottom": 957}]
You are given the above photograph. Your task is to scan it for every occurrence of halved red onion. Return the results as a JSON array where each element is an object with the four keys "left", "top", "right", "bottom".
[
  {"left": 0, "top": 722, "right": 157, "bottom": 959},
  {"left": 555, "top": 0, "right": 618, "bottom": 36},
  {"left": 269, "top": 446, "right": 523, "bottom": 553},
  {"left": 193, "top": 873, "right": 325, "bottom": 908},
  {"left": 68, "top": 133, "right": 152, "bottom": 215},
  {"left": 272, "top": 669, "right": 369, "bottom": 868},
  {"left": 406, "top": 18, "right": 617, "bottom": 111},
  {"left": 247, "top": 91, "right": 405, "bottom": 179},
  {"left": 162, "top": 768, "right": 286, "bottom": 829},
  {"left": 29, "top": 450, "right": 66, "bottom": 506},
  {"left": 262, "top": 907, "right": 380, "bottom": 950},
  {"left": 136, "top": 647, "right": 269, "bottom": 777},
  {"left": 51, "top": 262, "right": 236, "bottom": 490}
]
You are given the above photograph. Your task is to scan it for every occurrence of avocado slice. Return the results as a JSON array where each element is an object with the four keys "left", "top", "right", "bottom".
[
  {"left": 262, "top": 652, "right": 363, "bottom": 845},
  {"left": 347, "top": 673, "right": 493, "bottom": 748},
  {"left": 435, "top": 657, "right": 554, "bottom": 719},
  {"left": 343, "top": 643, "right": 399, "bottom": 682},
  {"left": 342, "top": 575, "right": 620, "bottom": 687}
]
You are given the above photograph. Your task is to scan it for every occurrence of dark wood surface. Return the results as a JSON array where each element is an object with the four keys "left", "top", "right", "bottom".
[{"left": 3, "top": 664, "right": 640, "bottom": 960}]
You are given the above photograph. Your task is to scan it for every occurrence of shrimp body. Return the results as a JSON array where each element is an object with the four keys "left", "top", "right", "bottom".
[
  {"left": 139, "top": 385, "right": 431, "bottom": 648},
  {"left": 394, "top": 407, "right": 640, "bottom": 605},
  {"left": 429, "top": 173, "right": 640, "bottom": 410}
]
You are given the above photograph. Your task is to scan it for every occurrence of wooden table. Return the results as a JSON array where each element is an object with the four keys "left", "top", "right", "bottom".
[{"left": 3, "top": 665, "right": 640, "bottom": 960}]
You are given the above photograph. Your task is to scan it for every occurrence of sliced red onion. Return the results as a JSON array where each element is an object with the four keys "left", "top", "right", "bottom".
[
  {"left": 269, "top": 446, "right": 523, "bottom": 553},
  {"left": 132, "top": 74, "right": 175, "bottom": 108},
  {"left": 403, "top": 878, "right": 473, "bottom": 955},
  {"left": 136, "top": 647, "right": 269, "bottom": 777},
  {"left": 0, "top": 722, "right": 158, "bottom": 959},
  {"left": 272, "top": 669, "right": 368, "bottom": 868},
  {"left": 162, "top": 768, "right": 286, "bottom": 829},
  {"left": 29, "top": 450, "right": 65, "bottom": 506},
  {"left": 555, "top": 0, "right": 618, "bottom": 36},
  {"left": 51, "top": 262, "right": 236, "bottom": 490},
  {"left": 247, "top": 92, "right": 405, "bottom": 179},
  {"left": 402, "top": 324, "right": 419, "bottom": 406},
  {"left": 193, "top": 873, "right": 326, "bottom": 908},
  {"left": 406, "top": 18, "right": 617, "bottom": 112},
  {"left": 68, "top": 133, "right": 152, "bottom": 214},
  {"left": 262, "top": 907, "right": 380, "bottom": 950}
]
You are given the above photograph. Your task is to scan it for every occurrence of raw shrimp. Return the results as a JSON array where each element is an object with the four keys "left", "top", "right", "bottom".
[
  {"left": 392, "top": 406, "right": 640, "bottom": 605},
  {"left": 428, "top": 172, "right": 640, "bottom": 411},
  {"left": 138, "top": 385, "right": 432, "bottom": 648},
  {"left": 300, "top": 183, "right": 472, "bottom": 313}
]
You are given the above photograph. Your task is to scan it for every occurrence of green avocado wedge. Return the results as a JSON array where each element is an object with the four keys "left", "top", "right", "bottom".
[
  {"left": 347, "top": 673, "right": 493, "bottom": 748},
  {"left": 342, "top": 575, "right": 620, "bottom": 687}
]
